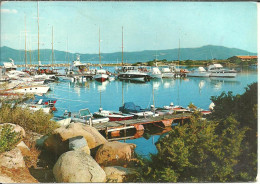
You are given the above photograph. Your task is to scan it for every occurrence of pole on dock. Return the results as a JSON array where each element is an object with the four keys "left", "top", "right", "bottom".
[
  {"left": 24, "top": 15, "right": 27, "bottom": 69},
  {"left": 122, "top": 26, "right": 124, "bottom": 66},
  {"left": 37, "top": 1, "right": 40, "bottom": 66}
]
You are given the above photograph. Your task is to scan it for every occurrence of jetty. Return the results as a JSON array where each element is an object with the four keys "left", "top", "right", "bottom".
[{"left": 93, "top": 113, "right": 191, "bottom": 137}]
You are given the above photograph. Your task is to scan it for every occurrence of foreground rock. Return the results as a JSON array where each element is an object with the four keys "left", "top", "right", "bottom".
[
  {"left": 44, "top": 123, "right": 107, "bottom": 155},
  {"left": 0, "top": 167, "right": 38, "bottom": 183},
  {"left": 0, "top": 147, "right": 25, "bottom": 169},
  {"left": 53, "top": 149, "right": 106, "bottom": 182},
  {"left": 104, "top": 166, "right": 135, "bottom": 182},
  {"left": 95, "top": 141, "right": 136, "bottom": 167},
  {"left": 0, "top": 148, "right": 38, "bottom": 183},
  {"left": 0, "top": 123, "right": 26, "bottom": 138}
]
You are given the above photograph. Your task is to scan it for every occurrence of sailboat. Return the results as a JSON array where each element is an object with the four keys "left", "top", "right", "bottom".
[
  {"left": 94, "top": 28, "right": 109, "bottom": 82},
  {"left": 117, "top": 27, "right": 150, "bottom": 82}
]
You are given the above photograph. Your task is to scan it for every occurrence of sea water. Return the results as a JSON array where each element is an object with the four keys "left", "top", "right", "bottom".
[{"left": 46, "top": 66, "right": 257, "bottom": 157}]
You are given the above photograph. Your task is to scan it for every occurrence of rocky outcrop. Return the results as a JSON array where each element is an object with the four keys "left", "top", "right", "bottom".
[
  {"left": 53, "top": 149, "right": 106, "bottom": 182},
  {"left": 104, "top": 166, "right": 135, "bottom": 182},
  {"left": 69, "top": 136, "right": 90, "bottom": 155},
  {"left": 0, "top": 147, "right": 25, "bottom": 169},
  {"left": 44, "top": 123, "right": 107, "bottom": 155},
  {"left": 95, "top": 141, "right": 136, "bottom": 167}
]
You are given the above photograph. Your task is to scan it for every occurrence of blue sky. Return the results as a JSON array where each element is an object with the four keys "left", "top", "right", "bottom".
[{"left": 0, "top": 1, "right": 257, "bottom": 54}]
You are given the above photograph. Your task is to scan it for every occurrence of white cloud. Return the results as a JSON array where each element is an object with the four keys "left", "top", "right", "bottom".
[{"left": 1, "top": 9, "right": 18, "bottom": 14}]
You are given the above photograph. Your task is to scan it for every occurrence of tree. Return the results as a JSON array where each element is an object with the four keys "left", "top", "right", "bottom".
[{"left": 134, "top": 83, "right": 257, "bottom": 182}]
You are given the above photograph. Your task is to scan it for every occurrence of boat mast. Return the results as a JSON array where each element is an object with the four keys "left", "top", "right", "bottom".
[
  {"left": 37, "top": 1, "right": 40, "bottom": 66},
  {"left": 67, "top": 36, "right": 69, "bottom": 66},
  {"left": 99, "top": 27, "right": 101, "bottom": 67},
  {"left": 24, "top": 15, "right": 27, "bottom": 68},
  {"left": 52, "top": 26, "right": 54, "bottom": 68},
  {"left": 122, "top": 80, "right": 124, "bottom": 106},
  {"left": 122, "top": 26, "right": 124, "bottom": 66},
  {"left": 178, "top": 38, "right": 180, "bottom": 66}
]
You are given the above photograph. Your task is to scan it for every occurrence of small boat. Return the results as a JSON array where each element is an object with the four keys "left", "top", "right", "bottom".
[
  {"left": 161, "top": 67, "right": 174, "bottom": 78},
  {"left": 163, "top": 102, "right": 190, "bottom": 112},
  {"left": 26, "top": 95, "right": 57, "bottom": 110},
  {"left": 51, "top": 116, "right": 71, "bottom": 126},
  {"left": 64, "top": 108, "right": 109, "bottom": 125},
  {"left": 207, "top": 64, "right": 237, "bottom": 78},
  {"left": 187, "top": 67, "right": 210, "bottom": 77},
  {"left": 94, "top": 69, "right": 109, "bottom": 82},
  {"left": 18, "top": 103, "right": 51, "bottom": 114},
  {"left": 2, "top": 83, "right": 50, "bottom": 95},
  {"left": 93, "top": 108, "right": 134, "bottom": 121},
  {"left": 119, "top": 102, "right": 154, "bottom": 118},
  {"left": 2, "top": 58, "right": 17, "bottom": 72}
]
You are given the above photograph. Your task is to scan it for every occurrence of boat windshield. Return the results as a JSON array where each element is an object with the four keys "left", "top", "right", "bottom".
[{"left": 79, "top": 109, "right": 91, "bottom": 117}]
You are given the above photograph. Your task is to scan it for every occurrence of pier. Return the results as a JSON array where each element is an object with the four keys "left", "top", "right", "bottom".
[{"left": 93, "top": 113, "right": 192, "bottom": 138}]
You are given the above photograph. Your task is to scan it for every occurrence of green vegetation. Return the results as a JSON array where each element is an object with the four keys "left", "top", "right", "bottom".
[
  {"left": 0, "top": 102, "right": 58, "bottom": 135},
  {"left": 134, "top": 82, "right": 257, "bottom": 182},
  {"left": 0, "top": 124, "right": 21, "bottom": 153}
]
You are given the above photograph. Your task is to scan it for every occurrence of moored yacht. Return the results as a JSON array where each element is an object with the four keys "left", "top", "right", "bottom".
[
  {"left": 207, "top": 64, "right": 237, "bottom": 78},
  {"left": 117, "top": 66, "right": 150, "bottom": 82},
  {"left": 161, "top": 67, "right": 174, "bottom": 78},
  {"left": 94, "top": 68, "right": 109, "bottom": 82}
]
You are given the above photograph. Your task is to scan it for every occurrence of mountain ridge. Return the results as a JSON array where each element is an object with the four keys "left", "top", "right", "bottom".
[{"left": 0, "top": 45, "right": 256, "bottom": 64}]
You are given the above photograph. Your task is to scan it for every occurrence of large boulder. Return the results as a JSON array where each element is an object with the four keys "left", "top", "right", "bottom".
[
  {"left": 53, "top": 149, "right": 106, "bottom": 182},
  {"left": 69, "top": 136, "right": 90, "bottom": 155},
  {"left": 95, "top": 141, "right": 136, "bottom": 167},
  {"left": 44, "top": 123, "right": 107, "bottom": 155},
  {"left": 0, "top": 147, "right": 25, "bottom": 169},
  {"left": 104, "top": 166, "right": 135, "bottom": 182}
]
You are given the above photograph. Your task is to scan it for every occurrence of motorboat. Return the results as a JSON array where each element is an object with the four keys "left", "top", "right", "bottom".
[
  {"left": 2, "top": 58, "right": 17, "bottom": 72},
  {"left": 119, "top": 102, "right": 154, "bottom": 118},
  {"left": 93, "top": 108, "right": 134, "bottom": 121},
  {"left": 18, "top": 103, "right": 51, "bottom": 114},
  {"left": 66, "top": 55, "right": 93, "bottom": 75},
  {"left": 187, "top": 67, "right": 210, "bottom": 77},
  {"left": 63, "top": 108, "right": 109, "bottom": 125},
  {"left": 51, "top": 116, "right": 71, "bottom": 126},
  {"left": 207, "top": 64, "right": 237, "bottom": 78},
  {"left": 117, "top": 66, "right": 150, "bottom": 82},
  {"left": 26, "top": 95, "right": 57, "bottom": 110},
  {"left": 1, "top": 83, "right": 50, "bottom": 95}
]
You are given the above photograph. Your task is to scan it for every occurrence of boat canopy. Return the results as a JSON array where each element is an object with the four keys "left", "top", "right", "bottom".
[
  {"left": 197, "top": 67, "right": 207, "bottom": 72},
  {"left": 119, "top": 102, "right": 142, "bottom": 113}
]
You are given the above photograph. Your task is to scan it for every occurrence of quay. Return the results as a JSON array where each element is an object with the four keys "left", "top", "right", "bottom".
[{"left": 93, "top": 113, "right": 192, "bottom": 138}]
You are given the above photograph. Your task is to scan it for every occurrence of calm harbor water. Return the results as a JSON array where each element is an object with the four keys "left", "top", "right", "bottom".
[{"left": 45, "top": 67, "right": 257, "bottom": 157}]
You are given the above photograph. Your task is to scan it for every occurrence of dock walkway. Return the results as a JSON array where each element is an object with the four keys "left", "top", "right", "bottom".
[{"left": 93, "top": 113, "right": 192, "bottom": 133}]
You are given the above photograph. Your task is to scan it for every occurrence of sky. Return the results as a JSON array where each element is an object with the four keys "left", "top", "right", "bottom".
[{"left": 0, "top": 1, "right": 258, "bottom": 54}]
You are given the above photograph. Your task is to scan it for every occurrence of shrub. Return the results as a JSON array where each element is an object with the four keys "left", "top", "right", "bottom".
[
  {"left": 0, "top": 124, "right": 21, "bottom": 153},
  {"left": 0, "top": 103, "right": 58, "bottom": 135}
]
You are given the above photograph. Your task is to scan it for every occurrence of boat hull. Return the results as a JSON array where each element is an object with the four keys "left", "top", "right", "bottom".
[
  {"left": 209, "top": 72, "right": 237, "bottom": 78},
  {"left": 94, "top": 74, "right": 109, "bottom": 82}
]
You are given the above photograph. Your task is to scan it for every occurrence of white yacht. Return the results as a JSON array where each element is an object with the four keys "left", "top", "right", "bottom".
[
  {"left": 161, "top": 67, "right": 174, "bottom": 78},
  {"left": 117, "top": 66, "right": 150, "bottom": 82},
  {"left": 207, "top": 64, "right": 237, "bottom": 78},
  {"left": 149, "top": 67, "right": 162, "bottom": 79}
]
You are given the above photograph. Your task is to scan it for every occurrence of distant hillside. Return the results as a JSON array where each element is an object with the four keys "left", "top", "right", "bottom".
[{"left": 0, "top": 45, "right": 256, "bottom": 65}]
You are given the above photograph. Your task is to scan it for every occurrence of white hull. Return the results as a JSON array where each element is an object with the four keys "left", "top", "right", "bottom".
[
  {"left": 209, "top": 72, "right": 237, "bottom": 78},
  {"left": 6, "top": 85, "right": 50, "bottom": 95},
  {"left": 149, "top": 73, "right": 162, "bottom": 79},
  {"left": 131, "top": 111, "right": 154, "bottom": 117},
  {"left": 162, "top": 73, "right": 174, "bottom": 78},
  {"left": 187, "top": 72, "right": 210, "bottom": 77}
]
